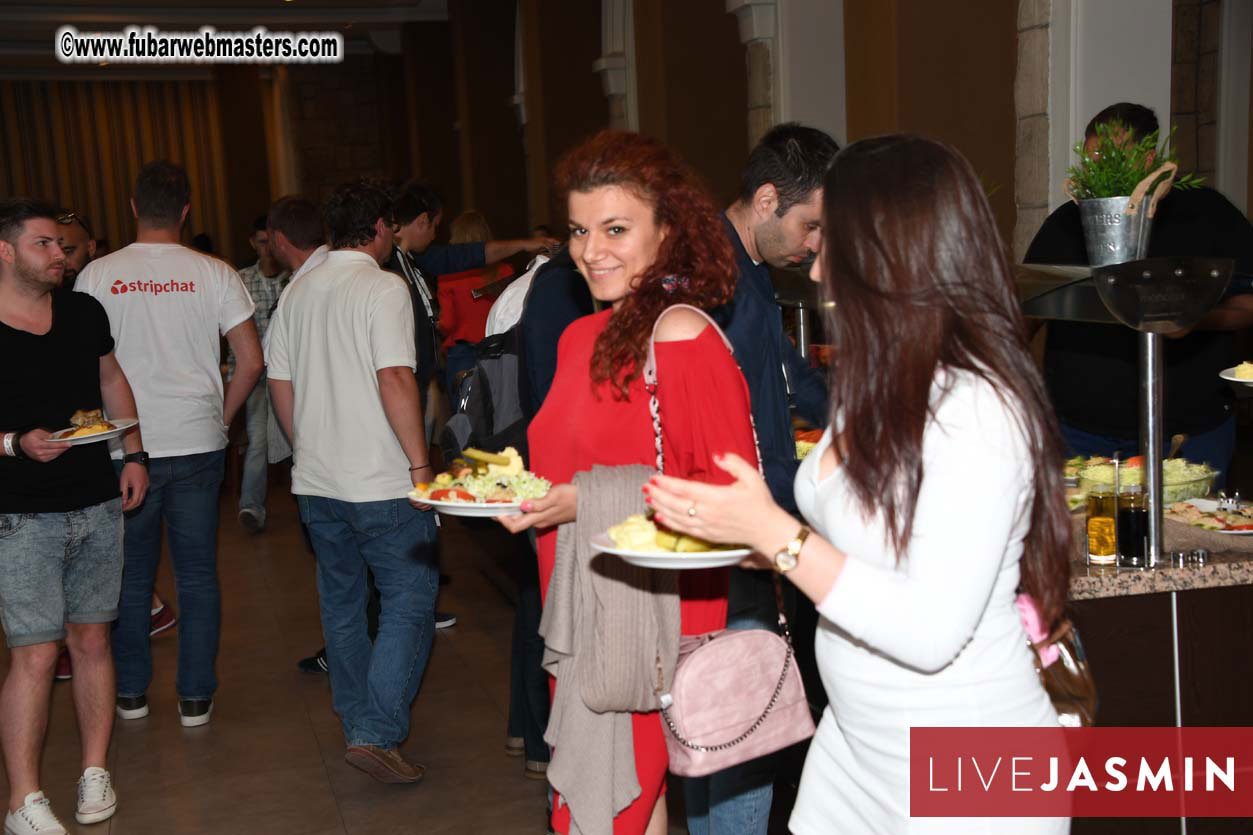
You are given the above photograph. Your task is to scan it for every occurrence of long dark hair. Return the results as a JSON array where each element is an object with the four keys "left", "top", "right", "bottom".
[
  {"left": 820, "top": 135, "right": 1071, "bottom": 627},
  {"left": 555, "top": 131, "right": 736, "bottom": 398}
]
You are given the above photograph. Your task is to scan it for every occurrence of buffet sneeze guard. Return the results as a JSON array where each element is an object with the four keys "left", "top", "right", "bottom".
[{"left": 1020, "top": 257, "right": 1235, "bottom": 566}]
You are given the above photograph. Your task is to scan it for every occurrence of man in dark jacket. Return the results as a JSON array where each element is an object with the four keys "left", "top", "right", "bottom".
[{"left": 687, "top": 123, "right": 835, "bottom": 835}]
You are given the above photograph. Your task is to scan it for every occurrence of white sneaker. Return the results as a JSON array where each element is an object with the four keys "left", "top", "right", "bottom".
[
  {"left": 4, "top": 791, "right": 66, "bottom": 835},
  {"left": 75, "top": 767, "right": 116, "bottom": 824}
]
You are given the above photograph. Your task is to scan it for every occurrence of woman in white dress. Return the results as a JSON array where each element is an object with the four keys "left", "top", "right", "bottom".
[{"left": 644, "top": 135, "right": 1071, "bottom": 834}]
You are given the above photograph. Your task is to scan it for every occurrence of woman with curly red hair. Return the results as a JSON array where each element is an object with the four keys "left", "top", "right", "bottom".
[{"left": 500, "top": 131, "right": 759, "bottom": 834}]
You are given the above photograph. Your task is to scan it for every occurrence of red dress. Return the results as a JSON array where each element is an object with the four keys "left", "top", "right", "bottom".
[{"left": 528, "top": 308, "right": 759, "bottom": 834}]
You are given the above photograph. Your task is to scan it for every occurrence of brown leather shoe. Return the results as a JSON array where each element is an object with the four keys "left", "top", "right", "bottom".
[{"left": 344, "top": 745, "right": 425, "bottom": 784}]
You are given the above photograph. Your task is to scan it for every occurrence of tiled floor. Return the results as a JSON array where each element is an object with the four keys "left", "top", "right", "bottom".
[{"left": 0, "top": 476, "right": 802, "bottom": 833}]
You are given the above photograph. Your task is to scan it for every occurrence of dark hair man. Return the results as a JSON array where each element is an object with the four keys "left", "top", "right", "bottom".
[
  {"left": 265, "top": 179, "right": 438, "bottom": 784},
  {"left": 231, "top": 215, "right": 290, "bottom": 535},
  {"left": 0, "top": 198, "right": 148, "bottom": 833},
  {"left": 701, "top": 122, "right": 837, "bottom": 835},
  {"left": 74, "top": 160, "right": 264, "bottom": 730},
  {"left": 1025, "top": 103, "right": 1253, "bottom": 481}
]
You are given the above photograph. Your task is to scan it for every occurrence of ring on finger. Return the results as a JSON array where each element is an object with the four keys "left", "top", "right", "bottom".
[{"left": 687, "top": 503, "right": 698, "bottom": 518}]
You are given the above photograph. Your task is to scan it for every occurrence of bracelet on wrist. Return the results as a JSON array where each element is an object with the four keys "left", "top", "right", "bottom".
[
  {"left": 8, "top": 432, "right": 29, "bottom": 461},
  {"left": 408, "top": 463, "right": 430, "bottom": 471}
]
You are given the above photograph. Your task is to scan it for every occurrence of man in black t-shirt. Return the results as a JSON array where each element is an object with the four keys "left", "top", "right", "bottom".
[
  {"left": 1025, "top": 103, "right": 1253, "bottom": 483},
  {"left": 0, "top": 199, "right": 149, "bottom": 833}
]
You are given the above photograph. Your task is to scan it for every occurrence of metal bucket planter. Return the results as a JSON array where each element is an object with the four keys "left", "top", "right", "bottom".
[{"left": 1067, "top": 162, "right": 1178, "bottom": 267}]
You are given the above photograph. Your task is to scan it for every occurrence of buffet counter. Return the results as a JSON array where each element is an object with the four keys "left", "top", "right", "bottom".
[
  {"left": 1065, "top": 522, "right": 1253, "bottom": 835},
  {"left": 1070, "top": 550, "right": 1253, "bottom": 600}
]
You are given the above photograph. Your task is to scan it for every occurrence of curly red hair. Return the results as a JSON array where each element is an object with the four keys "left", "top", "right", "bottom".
[{"left": 555, "top": 131, "right": 736, "bottom": 398}]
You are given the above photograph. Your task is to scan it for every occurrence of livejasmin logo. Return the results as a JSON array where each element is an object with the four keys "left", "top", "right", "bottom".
[
  {"left": 909, "top": 727, "right": 1253, "bottom": 818},
  {"left": 110, "top": 278, "right": 197, "bottom": 295},
  {"left": 928, "top": 754, "right": 1235, "bottom": 793}
]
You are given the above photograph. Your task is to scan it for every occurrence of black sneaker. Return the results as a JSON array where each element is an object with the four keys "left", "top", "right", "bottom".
[
  {"left": 178, "top": 698, "right": 213, "bottom": 727},
  {"left": 115, "top": 695, "right": 149, "bottom": 720},
  {"left": 297, "top": 648, "right": 328, "bottom": 675},
  {"left": 434, "top": 611, "right": 457, "bottom": 629}
]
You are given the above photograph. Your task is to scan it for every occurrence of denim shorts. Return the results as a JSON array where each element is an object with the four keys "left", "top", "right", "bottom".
[{"left": 0, "top": 497, "right": 123, "bottom": 647}]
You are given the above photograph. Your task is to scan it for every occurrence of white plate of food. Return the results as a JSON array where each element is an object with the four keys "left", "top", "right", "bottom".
[
  {"left": 407, "top": 447, "right": 548, "bottom": 517},
  {"left": 590, "top": 534, "right": 750, "bottom": 569},
  {"left": 1165, "top": 498, "right": 1253, "bottom": 534},
  {"left": 592, "top": 514, "right": 752, "bottom": 569},
  {"left": 1219, "top": 364, "right": 1253, "bottom": 386},
  {"left": 412, "top": 495, "right": 524, "bottom": 517},
  {"left": 47, "top": 415, "right": 138, "bottom": 445}
]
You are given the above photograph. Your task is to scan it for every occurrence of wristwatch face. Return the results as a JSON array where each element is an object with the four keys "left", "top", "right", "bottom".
[
  {"left": 774, "top": 549, "right": 799, "bottom": 573},
  {"left": 124, "top": 452, "right": 150, "bottom": 467}
]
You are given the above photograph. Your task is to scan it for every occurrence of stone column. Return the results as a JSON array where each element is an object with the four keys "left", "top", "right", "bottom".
[
  {"left": 726, "top": 0, "right": 776, "bottom": 148},
  {"left": 1013, "top": 0, "right": 1050, "bottom": 261}
]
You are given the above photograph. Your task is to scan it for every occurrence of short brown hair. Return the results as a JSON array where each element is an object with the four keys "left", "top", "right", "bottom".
[
  {"left": 134, "top": 160, "right": 190, "bottom": 226},
  {"left": 267, "top": 196, "right": 324, "bottom": 250}
]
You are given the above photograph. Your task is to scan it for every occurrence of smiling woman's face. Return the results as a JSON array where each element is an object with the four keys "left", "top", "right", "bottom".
[{"left": 567, "top": 185, "right": 667, "bottom": 308}]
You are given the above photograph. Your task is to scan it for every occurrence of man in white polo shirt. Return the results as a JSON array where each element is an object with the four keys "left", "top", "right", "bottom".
[
  {"left": 266, "top": 180, "right": 437, "bottom": 784},
  {"left": 76, "top": 160, "right": 263, "bottom": 729}
]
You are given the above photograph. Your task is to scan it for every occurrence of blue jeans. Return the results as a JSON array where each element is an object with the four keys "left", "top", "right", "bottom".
[
  {"left": 683, "top": 580, "right": 777, "bottom": 835},
  {"left": 113, "top": 450, "right": 225, "bottom": 701},
  {"left": 297, "top": 495, "right": 438, "bottom": 748},
  {"left": 239, "top": 379, "right": 269, "bottom": 523},
  {"left": 1060, "top": 416, "right": 1236, "bottom": 490}
]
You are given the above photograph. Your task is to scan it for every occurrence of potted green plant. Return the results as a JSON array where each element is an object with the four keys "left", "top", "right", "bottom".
[{"left": 1064, "top": 121, "right": 1203, "bottom": 266}]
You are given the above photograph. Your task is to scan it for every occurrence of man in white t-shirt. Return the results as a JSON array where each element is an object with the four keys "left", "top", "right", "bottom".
[
  {"left": 76, "top": 160, "right": 263, "bottom": 730},
  {"left": 266, "top": 180, "right": 437, "bottom": 784}
]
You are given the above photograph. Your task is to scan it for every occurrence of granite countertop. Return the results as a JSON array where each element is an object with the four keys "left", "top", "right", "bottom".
[{"left": 1069, "top": 551, "right": 1253, "bottom": 600}]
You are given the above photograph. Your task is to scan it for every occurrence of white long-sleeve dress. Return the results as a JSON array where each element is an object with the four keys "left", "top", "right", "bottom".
[{"left": 789, "top": 369, "right": 1068, "bottom": 834}]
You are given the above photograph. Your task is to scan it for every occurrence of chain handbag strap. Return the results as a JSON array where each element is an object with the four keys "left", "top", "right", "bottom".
[
  {"left": 660, "top": 627, "right": 795, "bottom": 752},
  {"left": 643, "top": 304, "right": 799, "bottom": 752}
]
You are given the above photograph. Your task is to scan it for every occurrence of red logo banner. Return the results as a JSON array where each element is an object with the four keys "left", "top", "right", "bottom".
[{"left": 910, "top": 727, "right": 1253, "bottom": 818}]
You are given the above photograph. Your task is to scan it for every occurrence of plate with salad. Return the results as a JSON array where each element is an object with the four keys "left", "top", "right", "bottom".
[{"left": 408, "top": 447, "right": 550, "bottom": 517}]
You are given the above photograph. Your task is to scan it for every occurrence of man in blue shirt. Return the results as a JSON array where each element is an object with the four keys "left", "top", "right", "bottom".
[{"left": 687, "top": 123, "right": 836, "bottom": 835}]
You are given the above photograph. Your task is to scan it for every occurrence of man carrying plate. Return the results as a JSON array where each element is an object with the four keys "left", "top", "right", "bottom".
[{"left": 0, "top": 198, "right": 148, "bottom": 834}]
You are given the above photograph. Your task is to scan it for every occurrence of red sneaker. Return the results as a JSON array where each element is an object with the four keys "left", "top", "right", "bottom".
[
  {"left": 149, "top": 605, "right": 178, "bottom": 637},
  {"left": 54, "top": 648, "right": 72, "bottom": 681}
]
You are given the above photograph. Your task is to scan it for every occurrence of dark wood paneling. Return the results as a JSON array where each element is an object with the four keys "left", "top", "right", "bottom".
[
  {"left": 213, "top": 66, "right": 272, "bottom": 264},
  {"left": 1071, "top": 593, "right": 1178, "bottom": 727},
  {"left": 1177, "top": 584, "right": 1253, "bottom": 726},
  {"left": 448, "top": 0, "right": 528, "bottom": 238},
  {"left": 1071, "top": 587, "right": 1253, "bottom": 834},
  {"left": 402, "top": 21, "right": 462, "bottom": 227}
]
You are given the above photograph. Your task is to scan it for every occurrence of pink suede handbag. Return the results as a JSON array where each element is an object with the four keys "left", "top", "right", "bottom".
[{"left": 643, "top": 305, "right": 816, "bottom": 778}]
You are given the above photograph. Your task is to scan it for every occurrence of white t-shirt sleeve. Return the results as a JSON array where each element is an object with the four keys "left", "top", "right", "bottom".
[
  {"left": 218, "top": 266, "right": 256, "bottom": 335},
  {"left": 73, "top": 262, "right": 102, "bottom": 300},
  {"left": 817, "top": 383, "right": 1032, "bottom": 673},
  {"left": 265, "top": 307, "right": 291, "bottom": 381},
  {"left": 368, "top": 278, "right": 417, "bottom": 371}
]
